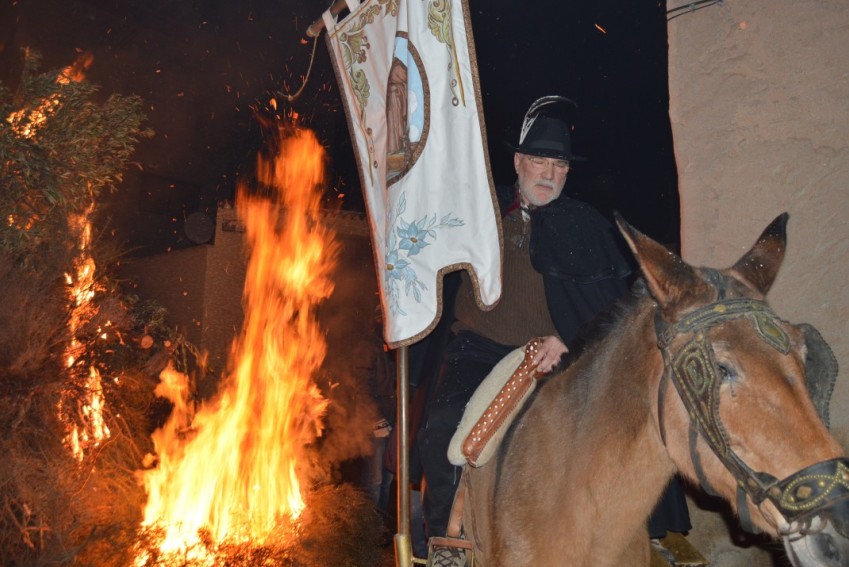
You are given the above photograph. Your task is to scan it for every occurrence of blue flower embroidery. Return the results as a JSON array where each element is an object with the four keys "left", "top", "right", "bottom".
[
  {"left": 397, "top": 218, "right": 431, "bottom": 256},
  {"left": 385, "top": 250, "right": 411, "bottom": 280},
  {"left": 383, "top": 191, "right": 464, "bottom": 316}
]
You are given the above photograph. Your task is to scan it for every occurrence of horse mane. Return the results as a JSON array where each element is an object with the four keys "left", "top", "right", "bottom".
[{"left": 566, "top": 279, "right": 649, "bottom": 363}]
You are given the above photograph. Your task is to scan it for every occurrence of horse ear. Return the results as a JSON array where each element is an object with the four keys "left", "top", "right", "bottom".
[
  {"left": 614, "top": 213, "right": 710, "bottom": 312},
  {"left": 729, "top": 213, "right": 788, "bottom": 297}
]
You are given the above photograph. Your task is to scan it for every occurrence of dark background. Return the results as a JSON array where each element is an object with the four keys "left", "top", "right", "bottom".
[{"left": 1, "top": 0, "right": 679, "bottom": 255}]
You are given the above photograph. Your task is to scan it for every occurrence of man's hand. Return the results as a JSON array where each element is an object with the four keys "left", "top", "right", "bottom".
[{"left": 531, "top": 335, "right": 568, "bottom": 374}]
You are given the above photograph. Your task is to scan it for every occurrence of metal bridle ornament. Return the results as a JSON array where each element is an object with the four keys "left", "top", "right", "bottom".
[{"left": 655, "top": 297, "right": 849, "bottom": 533}]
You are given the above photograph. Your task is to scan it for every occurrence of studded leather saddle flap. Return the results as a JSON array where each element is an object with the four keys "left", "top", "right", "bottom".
[{"left": 448, "top": 339, "right": 543, "bottom": 467}]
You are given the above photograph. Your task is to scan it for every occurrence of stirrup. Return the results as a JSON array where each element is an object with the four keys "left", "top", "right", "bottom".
[{"left": 426, "top": 536, "right": 474, "bottom": 567}]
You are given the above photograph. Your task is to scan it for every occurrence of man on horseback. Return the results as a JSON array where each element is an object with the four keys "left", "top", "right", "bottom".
[{"left": 418, "top": 96, "right": 691, "bottom": 544}]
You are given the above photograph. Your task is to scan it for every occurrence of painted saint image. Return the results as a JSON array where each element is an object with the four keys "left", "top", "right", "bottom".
[
  {"left": 386, "top": 36, "right": 426, "bottom": 185},
  {"left": 386, "top": 58, "right": 409, "bottom": 166}
]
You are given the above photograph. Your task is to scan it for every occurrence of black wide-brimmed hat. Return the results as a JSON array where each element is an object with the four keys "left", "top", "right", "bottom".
[{"left": 506, "top": 96, "right": 587, "bottom": 162}]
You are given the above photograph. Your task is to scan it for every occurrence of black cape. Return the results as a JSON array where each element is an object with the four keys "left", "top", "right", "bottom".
[{"left": 497, "top": 185, "right": 632, "bottom": 344}]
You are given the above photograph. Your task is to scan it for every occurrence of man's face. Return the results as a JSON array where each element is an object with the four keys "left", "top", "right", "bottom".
[{"left": 514, "top": 153, "right": 570, "bottom": 207}]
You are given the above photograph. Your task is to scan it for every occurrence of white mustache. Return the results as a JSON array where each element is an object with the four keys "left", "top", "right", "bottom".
[{"left": 534, "top": 180, "right": 557, "bottom": 190}]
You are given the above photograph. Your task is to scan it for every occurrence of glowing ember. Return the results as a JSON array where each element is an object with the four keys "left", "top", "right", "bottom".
[{"left": 138, "top": 127, "right": 337, "bottom": 558}]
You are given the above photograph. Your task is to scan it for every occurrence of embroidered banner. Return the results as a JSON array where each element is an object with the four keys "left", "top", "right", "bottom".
[{"left": 323, "top": 0, "right": 502, "bottom": 348}]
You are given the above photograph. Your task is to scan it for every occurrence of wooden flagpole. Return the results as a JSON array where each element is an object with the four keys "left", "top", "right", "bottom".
[{"left": 394, "top": 345, "right": 414, "bottom": 567}]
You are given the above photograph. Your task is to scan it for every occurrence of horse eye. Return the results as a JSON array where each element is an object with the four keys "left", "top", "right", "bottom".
[{"left": 717, "top": 364, "right": 736, "bottom": 382}]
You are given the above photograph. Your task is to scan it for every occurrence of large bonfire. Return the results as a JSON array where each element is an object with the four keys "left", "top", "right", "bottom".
[{"left": 137, "top": 127, "right": 346, "bottom": 562}]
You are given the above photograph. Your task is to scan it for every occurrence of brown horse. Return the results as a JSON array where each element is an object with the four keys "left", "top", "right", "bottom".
[{"left": 460, "top": 214, "right": 849, "bottom": 566}]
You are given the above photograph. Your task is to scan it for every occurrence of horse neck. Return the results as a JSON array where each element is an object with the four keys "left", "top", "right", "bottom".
[
  {"left": 560, "top": 298, "right": 675, "bottom": 511},
  {"left": 570, "top": 297, "right": 665, "bottom": 427}
]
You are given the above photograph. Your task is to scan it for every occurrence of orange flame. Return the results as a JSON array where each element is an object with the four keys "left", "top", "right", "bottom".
[
  {"left": 62, "top": 205, "right": 111, "bottom": 462},
  {"left": 138, "top": 127, "right": 337, "bottom": 557},
  {"left": 6, "top": 51, "right": 92, "bottom": 140}
]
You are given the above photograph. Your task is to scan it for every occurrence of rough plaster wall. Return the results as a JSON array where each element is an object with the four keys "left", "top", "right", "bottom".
[
  {"left": 668, "top": 1, "right": 849, "bottom": 565},
  {"left": 201, "top": 206, "right": 248, "bottom": 375}
]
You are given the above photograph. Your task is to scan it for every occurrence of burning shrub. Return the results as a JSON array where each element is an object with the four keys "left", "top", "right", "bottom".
[
  {"left": 0, "top": 49, "right": 167, "bottom": 566},
  {"left": 0, "top": 254, "right": 172, "bottom": 566}
]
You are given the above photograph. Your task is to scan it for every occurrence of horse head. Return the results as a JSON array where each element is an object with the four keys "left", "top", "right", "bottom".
[{"left": 616, "top": 213, "right": 849, "bottom": 567}]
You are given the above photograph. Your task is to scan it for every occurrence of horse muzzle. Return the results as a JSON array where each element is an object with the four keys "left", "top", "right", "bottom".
[{"left": 782, "top": 498, "right": 849, "bottom": 567}]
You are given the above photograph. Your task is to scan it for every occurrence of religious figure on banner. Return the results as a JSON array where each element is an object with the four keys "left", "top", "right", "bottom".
[
  {"left": 386, "top": 36, "right": 426, "bottom": 185},
  {"left": 386, "top": 56, "right": 409, "bottom": 176}
]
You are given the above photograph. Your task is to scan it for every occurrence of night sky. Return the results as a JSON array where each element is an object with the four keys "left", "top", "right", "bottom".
[{"left": 1, "top": 0, "right": 679, "bottom": 254}]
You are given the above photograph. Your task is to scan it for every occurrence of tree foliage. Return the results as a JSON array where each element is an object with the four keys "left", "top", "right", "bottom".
[{"left": 0, "top": 49, "right": 153, "bottom": 261}]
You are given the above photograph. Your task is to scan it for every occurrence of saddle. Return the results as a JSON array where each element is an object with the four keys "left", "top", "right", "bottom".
[{"left": 447, "top": 337, "right": 545, "bottom": 467}]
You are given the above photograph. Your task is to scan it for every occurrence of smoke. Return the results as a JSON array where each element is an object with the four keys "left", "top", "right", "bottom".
[{"left": 310, "top": 234, "right": 384, "bottom": 478}]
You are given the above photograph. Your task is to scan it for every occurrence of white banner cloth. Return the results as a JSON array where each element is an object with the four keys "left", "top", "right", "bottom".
[{"left": 324, "top": 0, "right": 502, "bottom": 348}]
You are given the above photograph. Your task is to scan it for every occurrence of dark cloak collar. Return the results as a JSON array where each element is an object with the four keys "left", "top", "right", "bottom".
[{"left": 496, "top": 185, "right": 632, "bottom": 284}]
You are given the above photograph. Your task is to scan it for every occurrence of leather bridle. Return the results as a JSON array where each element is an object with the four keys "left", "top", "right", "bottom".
[{"left": 654, "top": 294, "right": 849, "bottom": 534}]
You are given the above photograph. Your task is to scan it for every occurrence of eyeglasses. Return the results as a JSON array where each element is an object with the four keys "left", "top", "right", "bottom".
[{"left": 525, "top": 155, "right": 570, "bottom": 173}]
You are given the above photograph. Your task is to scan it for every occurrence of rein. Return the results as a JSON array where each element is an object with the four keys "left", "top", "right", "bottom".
[{"left": 654, "top": 293, "right": 849, "bottom": 532}]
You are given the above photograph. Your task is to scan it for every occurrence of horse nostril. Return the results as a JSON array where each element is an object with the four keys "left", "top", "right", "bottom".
[
  {"left": 814, "top": 533, "right": 839, "bottom": 561},
  {"left": 784, "top": 512, "right": 849, "bottom": 567}
]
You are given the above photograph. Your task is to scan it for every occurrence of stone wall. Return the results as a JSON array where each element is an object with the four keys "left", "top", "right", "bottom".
[{"left": 667, "top": 1, "right": 849, "bottom": 564}]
